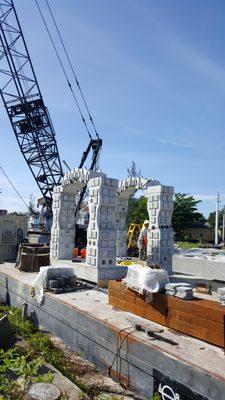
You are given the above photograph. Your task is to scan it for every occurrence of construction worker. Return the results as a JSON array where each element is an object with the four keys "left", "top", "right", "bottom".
[
  {"left": 43, "top": 206, "right": 52, "bottom": 232},
  {"left": 138, "top": 220, "right": 149, "bottom": 260}
]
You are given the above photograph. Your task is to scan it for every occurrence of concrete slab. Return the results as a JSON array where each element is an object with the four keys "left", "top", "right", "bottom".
[
  {"left": 52, "top": 259, "right": 127, "bottom": 287},
  {"left": 52, "top": 259, "right": 98, "bottom": 283},
  {"left": 0, "top": 263, "right": 225, "bottom": 399},
  {"left": 173, "top": 254, "right": 225, "bottom": 281}
]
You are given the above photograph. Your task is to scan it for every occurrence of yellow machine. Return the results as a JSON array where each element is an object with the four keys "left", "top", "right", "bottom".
[{"left": 127, "top": 223, "right": 141, "bottom": 256}]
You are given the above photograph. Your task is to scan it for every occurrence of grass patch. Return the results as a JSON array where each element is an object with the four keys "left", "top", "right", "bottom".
[
  {"left": 0, "top": 304, "right": 93, "bottom": 398},
  {"left": 176, "top": 241, "right": 202, "bottom": 249},
  {"left": 0, "top": 345, "right": 52, "bottom": 400}
]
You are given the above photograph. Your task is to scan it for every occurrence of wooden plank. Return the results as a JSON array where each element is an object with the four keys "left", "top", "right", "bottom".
[
  {"left": 110, "top": 290, "right": 223, "bottom": 334},
  {"left": 166, "top": 296, "right": 225, "bottom": 323},
  {"left": 109, "top": 281, "right": 225, "bottom": 323},
  {"left": 168, "top": 319, "right": 224, "bottom": 348},
  {"left": 110, "top": 296, "right": 167, "bottom": 325},
  {"left": 168, "top": 308, "right": 223, "bottom": 336},
  {"left": 108, "top": 281, "right": 225, "bottom": 348},
  {"left": 109, "top": 295, "right": 224, "bottom": 347}
]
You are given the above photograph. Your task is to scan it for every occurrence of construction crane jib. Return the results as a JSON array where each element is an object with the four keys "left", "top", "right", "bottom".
[
  {"left": 0, "top": 0, "right": 63, "bottom": 207},
  {"left": 0, "top": 0, "right": 102, "bottom": 213}
]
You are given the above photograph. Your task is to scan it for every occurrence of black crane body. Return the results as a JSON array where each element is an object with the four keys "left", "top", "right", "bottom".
[{"left": 0, "top": 0, "right": 102, "bottom": 211}]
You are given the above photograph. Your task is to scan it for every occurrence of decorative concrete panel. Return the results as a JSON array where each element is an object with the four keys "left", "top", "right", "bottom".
[
  {"left": 86, "top": 175, "right": 118, "bottom": 269},
  {"left": 50, "top": 167, "right": 101, "bottom": 260},
  {"left": 147, "top": 185, "right": 174, "bottom": 273}
]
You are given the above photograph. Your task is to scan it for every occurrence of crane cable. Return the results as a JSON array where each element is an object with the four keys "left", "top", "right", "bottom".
[
  {"left": 0, "top": 165, "right": 35, "bottom": 214},
  {"left": 34, "top": 0, "right": 92, "bottom": 140},
  {"left": 45, "top": 0, "right": 100, "bottom": 140}
]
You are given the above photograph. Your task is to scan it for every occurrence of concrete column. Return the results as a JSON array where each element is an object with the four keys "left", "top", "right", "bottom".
[
  {"left": 50, "top": 186, "right": 77, "bottom": 260},
  {"left": 147, "top": 185, "right": 174, "bottom": 273},
  {"left": 51, "top": 168, "right": 103, "bottom": 261},
  {"left": 86, "top": 175, "right": 118, "bottom": 271},
  {"left": 115, "top": 197, "right": 129, "bottom": 258}
]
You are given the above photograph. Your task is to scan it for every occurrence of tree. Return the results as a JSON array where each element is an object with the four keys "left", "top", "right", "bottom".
[
  {"left": 27, "top": 194, "right": 38, "bottom": 216},
  {"left": 208, "top": 206, "right": 225, "bottom": 229},
  {"left": 126, "top": 161, "right": 145, "bottom": 227},
  {"left": 126, "top": 196, "right": 148, "bottom": 227},
  {"left": 172, "top": 193, "right": 206, "bottom": 241},
  {"left": 127, "top": 161, "right": 141, "bottom": 178}
]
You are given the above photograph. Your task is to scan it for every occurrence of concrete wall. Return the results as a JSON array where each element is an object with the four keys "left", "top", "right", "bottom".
[
  {"left": 0, "top": 214, "right": 28, "bottom": 261},
  {"left": 173, "top": 255, "right": 225, "bottom": 282}
]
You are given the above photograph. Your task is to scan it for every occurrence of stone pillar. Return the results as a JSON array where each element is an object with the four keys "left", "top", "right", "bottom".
[
  {"left": 115, "top": 196, "right": 129, "bottom": 258},
  {"left": 86, "top": 175, "right": 118, "bottom": 271},
  {"left": 50, "top": 186, "right": 77, "bottom": 260},
  {"left": 50, "top": 169, "right": 88, "bottom": 260},
  {"left": 147, "top": 185, "right": 174, "bottom": 273}
]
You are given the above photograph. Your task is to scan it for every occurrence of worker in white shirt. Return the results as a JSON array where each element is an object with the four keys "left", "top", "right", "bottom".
[{"left": 138, "top": 220, "right": 149, "bottom": 261}]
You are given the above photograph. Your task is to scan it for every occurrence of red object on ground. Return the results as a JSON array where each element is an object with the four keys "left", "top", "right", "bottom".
[{"left": 80, "top": 248, "right": 86, "bottom": 259}]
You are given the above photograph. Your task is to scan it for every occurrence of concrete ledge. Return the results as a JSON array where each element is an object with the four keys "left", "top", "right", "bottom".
[
  {"left": 52, "top": 259, "right": 127, "bottom": 287},
  {"left": 173, "top": 255, "right": 225, "bottom": 282},
  {"left": 0, "top": 264, "right": 225, "bottom": 399}
]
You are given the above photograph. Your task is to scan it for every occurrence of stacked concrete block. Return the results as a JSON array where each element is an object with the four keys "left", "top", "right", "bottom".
[
  {"left": 147, "top": 185, "right": 174, "bottom": 273},
  {"left": 115, "top": 197, "right": 129, "bottom": 258},
  {"left": 116, "top": 176, "right": 160, "bottom": 257},
  {"left": 86, "top": 175, "right": 118, "bottom": 274},
  {"left": 50, "top": 187, "right": 78, "bottom": 260},
  {"left": 51, "top": 167, "right": 101, "bottom": 260}
]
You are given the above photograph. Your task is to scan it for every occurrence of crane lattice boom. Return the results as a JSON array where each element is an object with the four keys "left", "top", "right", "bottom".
[{"left": 0, "top": 0, "right": 63, "bottom": 207}]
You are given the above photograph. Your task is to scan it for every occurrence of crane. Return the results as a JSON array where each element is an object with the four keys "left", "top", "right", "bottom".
[{"left": 0, "top": 0, "right": 102, "bottom": 211}]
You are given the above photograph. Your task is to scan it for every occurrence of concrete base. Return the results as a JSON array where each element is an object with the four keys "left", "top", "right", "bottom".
[
  {"left": 51, "top": 259, "right": 127, "bottom": 287},
  {"left": 173, "top": 255, "right": 225, "bottom": 282},
  {"left": 0, "top": 264, "right": 225, "bottom": 399}
]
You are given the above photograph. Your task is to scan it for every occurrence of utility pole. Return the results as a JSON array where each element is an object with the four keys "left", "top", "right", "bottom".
[
  {"left": 215, "top": 192, "right": 220, "bottom": 245},
  {"left": 222, "top": 207, "right": 225, "bottom": 243}
]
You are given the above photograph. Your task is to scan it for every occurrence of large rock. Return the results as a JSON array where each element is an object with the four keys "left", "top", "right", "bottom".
[{"left": 28, "top": 382, "right": 61, "bottom": 400}]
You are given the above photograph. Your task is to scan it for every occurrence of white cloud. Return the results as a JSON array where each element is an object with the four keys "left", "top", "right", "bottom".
[
  {"left": 158, "top": 137, "right": 193, "bottom": 149},
  {"left": 175, "top": 43, "right": 225, "bottom": 89}
]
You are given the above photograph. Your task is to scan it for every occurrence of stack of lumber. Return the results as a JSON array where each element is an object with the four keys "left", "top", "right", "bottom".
[{"left": 108, "top": 281, "right": 225, "bottom": 348}]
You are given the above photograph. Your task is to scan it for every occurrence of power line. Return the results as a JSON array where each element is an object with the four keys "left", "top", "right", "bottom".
[
  {"left": 0, "top": 165, "right": 34, "bottom": 213},
  {"left": 34, "top": 0, "right": 92, "bottom": 140},
  {"left": 45, "top": 0, "right": 100, "bottom": 140}
]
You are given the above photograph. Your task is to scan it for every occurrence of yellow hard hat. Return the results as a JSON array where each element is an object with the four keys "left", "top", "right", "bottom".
[{"left": 143, "top": 220, "right": 149, "bottom": 225}]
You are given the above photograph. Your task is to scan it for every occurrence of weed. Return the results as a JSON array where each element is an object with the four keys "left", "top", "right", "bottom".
[
  {"left": 0, "top": 345, "right": 52, "bottom": 399},
  {"left": 152, "top": 393, "right": 160, "bottom": 400},
  {"left": 97, "top": 395, "right": 120, "bottom": 400}
]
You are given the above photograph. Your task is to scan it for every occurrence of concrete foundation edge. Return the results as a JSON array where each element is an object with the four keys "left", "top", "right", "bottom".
[{"left": 0, "top": 272, "right": 223, "bottom": 399}]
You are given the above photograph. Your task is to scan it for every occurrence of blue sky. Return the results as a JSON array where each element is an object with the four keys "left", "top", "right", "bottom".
[{"left": 1, "top": 0, "right": 225, "bottom": 217}]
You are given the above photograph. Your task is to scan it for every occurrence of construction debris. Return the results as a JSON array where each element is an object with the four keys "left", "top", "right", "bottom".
[
  {"left": 165, "top": 282, "right": 193, "bottom": 299},
  {"left": 217, "top": 287, "right": 225, "bottom": 305}
]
